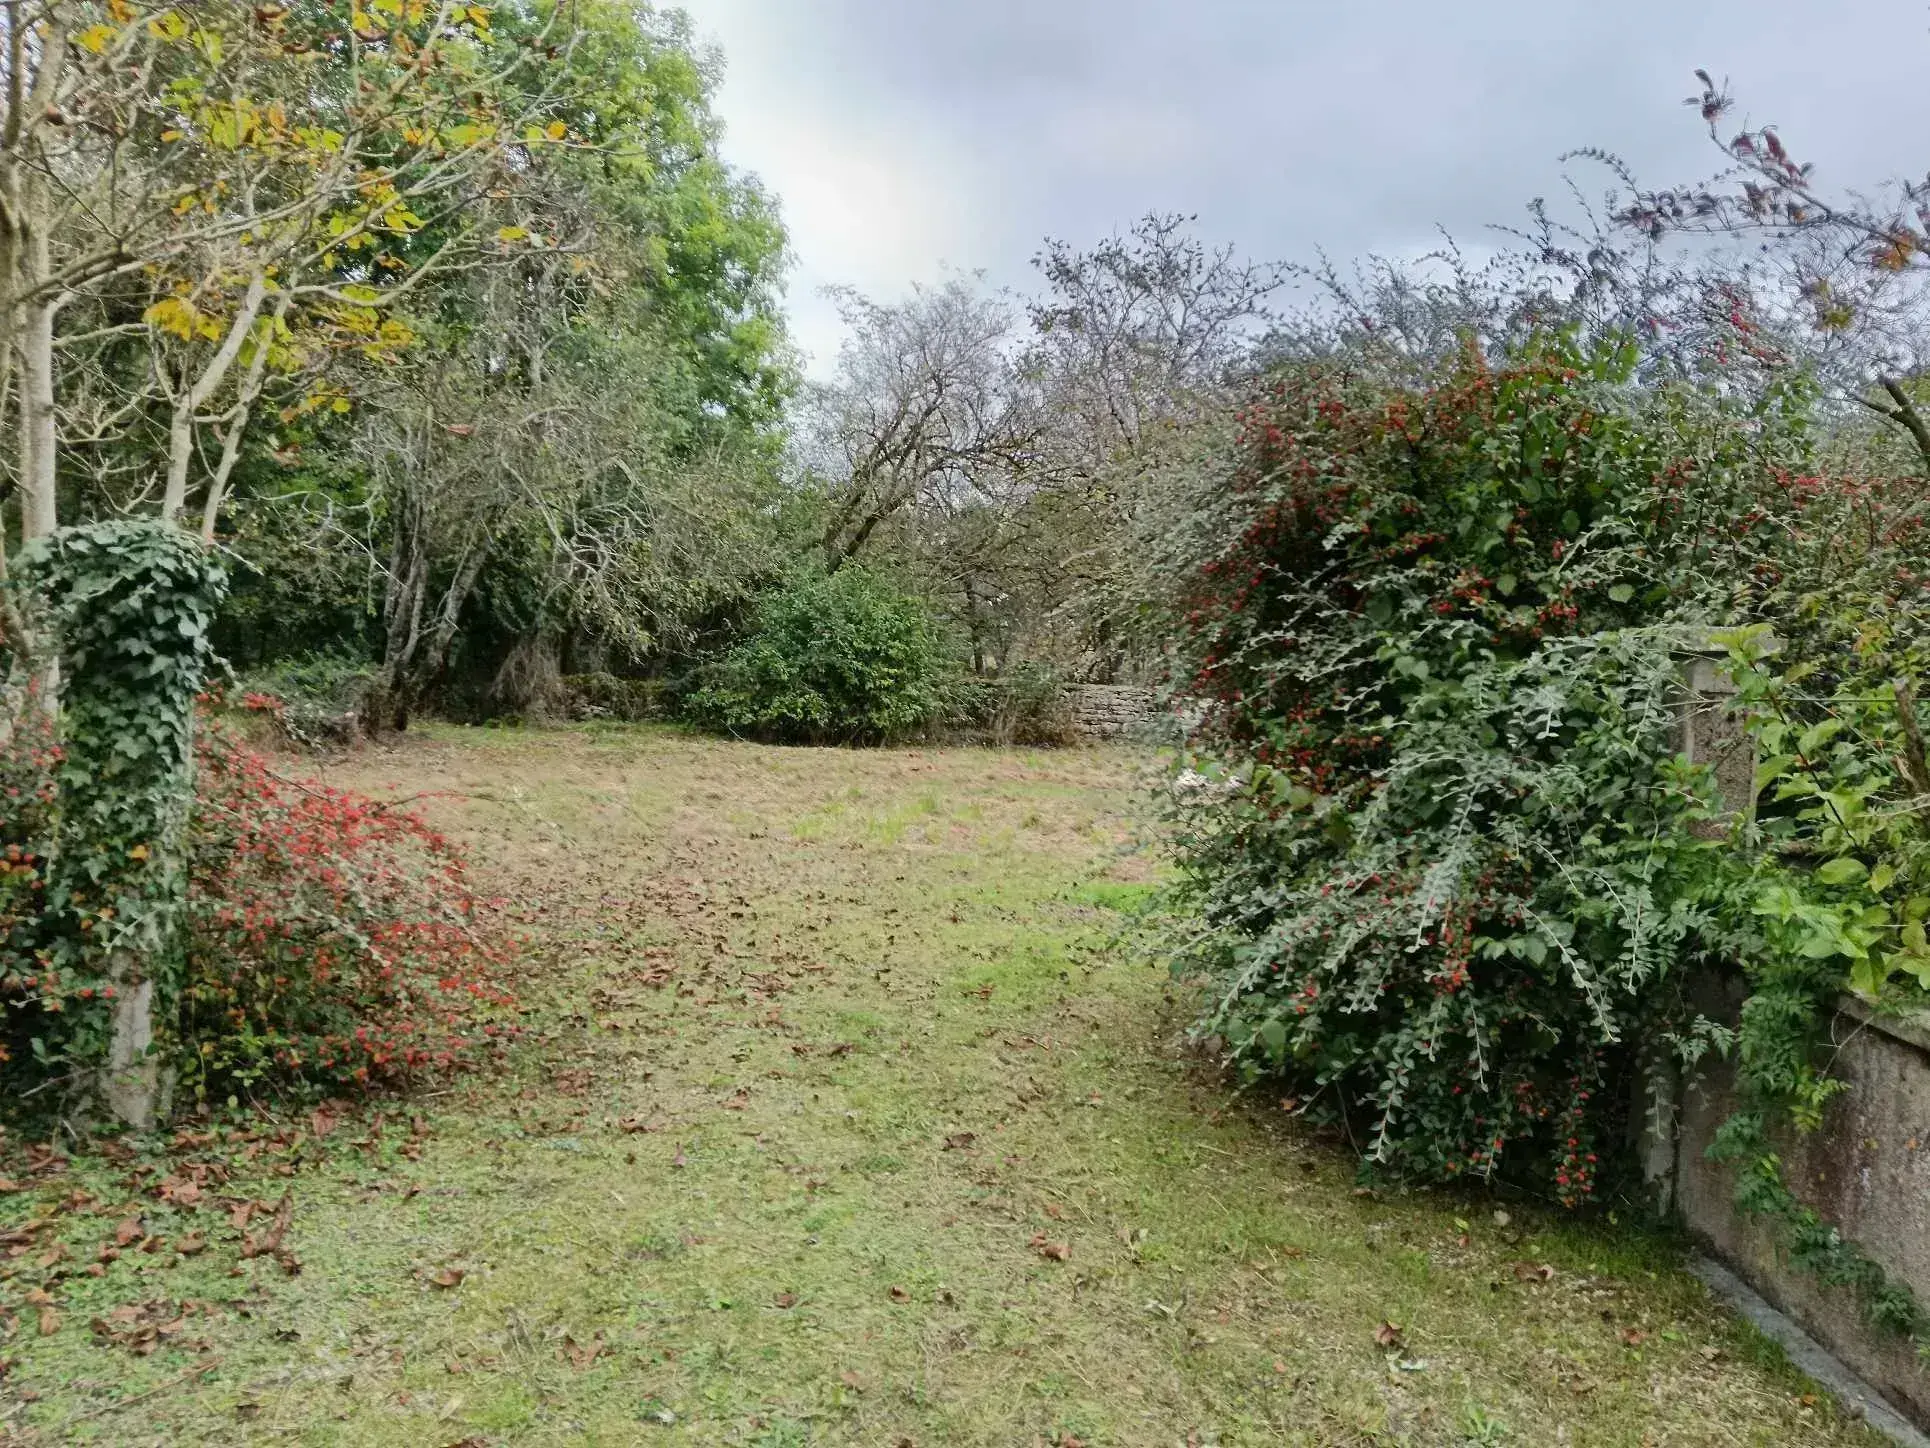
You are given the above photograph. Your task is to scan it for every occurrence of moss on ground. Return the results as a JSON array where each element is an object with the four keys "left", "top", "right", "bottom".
[{"left": 0, "top": 727, "right": 1892, "bottom": 1446}]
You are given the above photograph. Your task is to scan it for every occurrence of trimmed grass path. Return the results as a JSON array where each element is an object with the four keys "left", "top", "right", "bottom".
[{"left": 2, "top": 727, "right": 1889, "bottom": 1446}]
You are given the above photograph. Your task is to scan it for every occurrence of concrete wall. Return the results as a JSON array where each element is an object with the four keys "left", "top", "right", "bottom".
[
  {"left": 1664, "top": 639, "right": 1930, "bottom": 1426},
  {"left": 1673, "top": 994, "right": 1930, "bottom": 1424}
]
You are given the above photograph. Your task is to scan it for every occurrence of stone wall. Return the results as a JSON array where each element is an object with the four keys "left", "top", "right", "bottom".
[
  {"left": 1659, "top": 638, "right": 1930, "bottom": 1427},
  {"left": 1673, "top": 994, "right": 1930, "bottom": 1425},
  {"left": 1061, "top": 683, "right": 1160, "bottom": 740}
]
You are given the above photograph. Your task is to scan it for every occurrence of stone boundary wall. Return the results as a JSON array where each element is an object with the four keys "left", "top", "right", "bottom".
[
  {"left": 1672, "top": 992, "right": 1930, "bottom": 1424},
  {"left": 1659, "top": 640, "right": 1930, "bottom": 1427},
  {"left": 1061, "top": 683, "right": 1160, "bottom": 740}
]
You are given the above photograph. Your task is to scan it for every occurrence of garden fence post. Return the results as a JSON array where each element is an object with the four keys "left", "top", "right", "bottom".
[{"left": 1637, "top": 630, "right": 1766, "bottom": 1212}]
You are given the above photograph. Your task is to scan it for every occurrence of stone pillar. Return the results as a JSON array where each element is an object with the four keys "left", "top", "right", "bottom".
[
  {"left": 1674, "top": 634, "right": 1765, "bottom": 833},
  {"left": 1637, "top": 631, "right": 1769, "bottom": 1210}
]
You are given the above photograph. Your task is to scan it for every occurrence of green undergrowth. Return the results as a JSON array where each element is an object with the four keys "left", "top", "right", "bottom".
[{"left": 0, "top": 727, "right": 1887, "bottom": 1446}]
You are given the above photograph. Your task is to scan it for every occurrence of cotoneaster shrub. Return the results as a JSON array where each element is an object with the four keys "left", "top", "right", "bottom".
[
  {"left": 684, "top": 567, "right": 954, "bottom": 744},
  {"left": 1160, "top": 333, "right": 1801, "bottom": 1203},
  {"left": 177, "top": 710, "right": 517, "bottom": 1098},
  {"left": 2, "top": 703, "right": 516, "bottom": 1105}
]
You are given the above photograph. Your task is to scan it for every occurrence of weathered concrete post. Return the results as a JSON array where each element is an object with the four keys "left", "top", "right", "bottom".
[{"left": 1636, "top": 630, "right": 1766, "bottom": 1211}]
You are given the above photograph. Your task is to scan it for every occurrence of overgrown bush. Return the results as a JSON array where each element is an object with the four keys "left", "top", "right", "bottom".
[
  {"left": 177, "top": 719, "right": 516, "bottom": 1098},
  {"left": 683, "top": 568, "right": 955, "bottom": 744},
  {"left": 236, "top": 652, "right": 374, "bottom": 747},
  {"left": 1159, "top": 334, "right": 1796, "bottom": 1202},
  {"left": 2, "top": 710, "right": 516, "bottom": 1106}
]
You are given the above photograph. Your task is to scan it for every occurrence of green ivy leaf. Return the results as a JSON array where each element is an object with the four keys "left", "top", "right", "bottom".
[{"left": 1817, "top": 857, "right": 1869, "bottom": 887}]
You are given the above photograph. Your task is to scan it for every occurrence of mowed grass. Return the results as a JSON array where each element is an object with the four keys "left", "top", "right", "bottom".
[{"left": 0, "top": 726, "right": 1890, "bottom": 1447}]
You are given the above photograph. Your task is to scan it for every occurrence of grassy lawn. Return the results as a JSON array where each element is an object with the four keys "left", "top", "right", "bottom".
[{"left": 0, "top": 726, "right": 1889, "bottom": 1446}]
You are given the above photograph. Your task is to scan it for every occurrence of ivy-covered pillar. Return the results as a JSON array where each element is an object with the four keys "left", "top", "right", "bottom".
[{"left": 20, "top": 521, "right": 226, "bottom": 1129}]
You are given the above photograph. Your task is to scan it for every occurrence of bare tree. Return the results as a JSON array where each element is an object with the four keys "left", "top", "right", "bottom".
[
  {"left": 1027, "top": 212, "right": 1285, "bottom": 464},
  {"left": 1596, "top": 70, "right": 1930, "bottom": 468},
  {"left": 806, "top": 277, "right": 1037, "bottom": 571}
]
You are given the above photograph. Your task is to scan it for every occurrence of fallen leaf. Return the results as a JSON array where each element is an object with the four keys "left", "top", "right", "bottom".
[
  {"left": 36, "top": 1307, "right": 59, "bottom": 1336},
  {"left": 241, "top": 1192, "right": 293, "bottom": 1260},
  {"left": 429, "top": 1268, "right": 465, "bottom": 1290},
  {"left": 1511, "top": 1261, "right": 1556, "bottom": 1283},
  {"left": 1028, "top": 1233, "right": 1071, "bottom": 1262},
  {"left": 176, "top": 1232, "right": 207, "bottom": 1256},
  {"left": 887, "top": 1285, "right": 909, "bottom": 1302},
  {"left": 114, "top": 1217, "right": 142, "bottom": 1247},
  {"left": 942, "top": 1132, "right": 976, "bottom": 1151},
  {"left": 1375, "top": 1320, "right": 1406, "bottom": 1351},
  {"left": 773, "top": 1292, "right": 798, "bottom": 1309},
  {"left": 1620, "top": 1328, "right": 1646, "bottom": 1347}
]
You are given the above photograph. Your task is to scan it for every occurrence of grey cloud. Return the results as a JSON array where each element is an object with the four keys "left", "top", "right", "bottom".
[{"left": 680, "top": 0, "right": 1929, "bottom": 366}]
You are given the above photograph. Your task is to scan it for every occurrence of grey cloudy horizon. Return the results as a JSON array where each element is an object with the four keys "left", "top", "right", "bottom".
[{"left": 676, "top": 0, "right": 1929, "bottom": 375}]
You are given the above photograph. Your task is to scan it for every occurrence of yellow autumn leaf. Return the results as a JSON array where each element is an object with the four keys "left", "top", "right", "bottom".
[
  {"left": 74, "top": 23, "right": 119, "bottom": 54},
  {"left": 330, "top": 398, "right": 352, "bottom": 414},
  {"left": 497, "top": 225, "right": 527, "bottom": 242},
  {"left": 143, "top": 296, "right": 200, "bottom": 341},
  {"left": 128, "top": 843, "right": 150, "bottom": 861},
  {"left": 147, "top": 9, "right": 187, "bottom": 40},
  {"left": 107, "top": 0, "right": 135, "bottom": 19},
  {"left": 544, "top": 120, "right": 567, "bottom": 142}
]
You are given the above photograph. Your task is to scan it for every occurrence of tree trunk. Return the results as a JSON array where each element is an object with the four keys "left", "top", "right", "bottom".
[{"left": 18, "top": 288, "right": 57, "bottom": 541}]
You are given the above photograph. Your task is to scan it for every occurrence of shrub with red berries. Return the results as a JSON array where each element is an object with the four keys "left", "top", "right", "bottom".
[
  {"left": 1158, "top": 331, "right": 1806, "bottom": 1204},
  {"left": 177, "top": 718, "right": 517, "bottom": 1095},
  {"left": 3, "top": 711, "right": 516, "bottom": 1101}
]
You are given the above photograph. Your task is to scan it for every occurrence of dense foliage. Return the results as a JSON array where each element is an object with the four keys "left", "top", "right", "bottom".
[
  {"left": 684, "top": 568, "right": 954, "bottom": 745},
  {"left": 1160, "top": 336, "right": 1797, "bottom": 1201},
  {"left": 181, "top": 715, "right": 516, "bottom": 1097},
  {"left": 11, "top": 522, "right": 226, "bottom": 1091},
  {"left": 2, "top": 705, "right": 514, "bottom": 1103}
]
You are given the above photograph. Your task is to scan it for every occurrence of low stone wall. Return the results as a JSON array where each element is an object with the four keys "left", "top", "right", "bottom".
[
  {"left": 1661, "top": 638, "right": 1930, "bottom": 1426},
  {"left": 1672, "top": 994, "right": 1930, "bottom": 1425},
  {"left": 1062, "top": 683, "right": 1159, "bottom": 740}
]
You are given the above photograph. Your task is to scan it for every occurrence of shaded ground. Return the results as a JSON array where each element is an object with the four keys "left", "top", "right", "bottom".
[{"left": 0, "top": 726, "right": 1890, "bottom": 1446}]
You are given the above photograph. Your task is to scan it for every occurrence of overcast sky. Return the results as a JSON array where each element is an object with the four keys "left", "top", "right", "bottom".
[{"left": 675, "top": 1, "right": 1929, "bottom": 375}]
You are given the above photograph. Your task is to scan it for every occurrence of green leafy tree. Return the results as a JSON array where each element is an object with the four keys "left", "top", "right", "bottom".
[{"left": 685, "top": 567, "right": 954, "bottom": 745}]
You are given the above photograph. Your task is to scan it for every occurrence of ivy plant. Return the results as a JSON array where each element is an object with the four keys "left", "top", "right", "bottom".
[{"left": 15, "top": 519, "right": 227, "bottom": 1095}]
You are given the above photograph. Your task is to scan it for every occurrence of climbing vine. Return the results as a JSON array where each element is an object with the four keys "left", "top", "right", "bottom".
[
  {"left": 1702, "top": 608, "right": 1930, "bottom": 1353},
  {"left": 12, "top": 520, "right": 227, "bottom": 1086}
]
